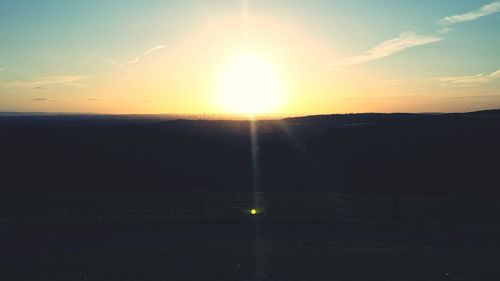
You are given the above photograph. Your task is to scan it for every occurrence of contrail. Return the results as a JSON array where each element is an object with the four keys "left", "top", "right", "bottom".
[
  {"left": 129, "top": 45, "right": 165, "bottom": 64},
  {"left": 79, "top": 49, "right": 134, "bottom": 76}
]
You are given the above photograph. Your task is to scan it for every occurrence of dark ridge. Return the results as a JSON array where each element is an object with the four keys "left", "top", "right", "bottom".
[{"left": 1, "top": 109, "right": 499, "bottom": 196}]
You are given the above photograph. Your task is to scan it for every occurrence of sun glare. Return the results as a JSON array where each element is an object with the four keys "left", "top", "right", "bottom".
[{"left": 215, "top": 52, "right": 285, "bottom": 115}]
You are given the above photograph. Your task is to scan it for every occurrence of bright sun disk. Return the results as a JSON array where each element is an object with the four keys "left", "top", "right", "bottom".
[{"left": 215, "top": 52, "right": 285, "bottom": 115}]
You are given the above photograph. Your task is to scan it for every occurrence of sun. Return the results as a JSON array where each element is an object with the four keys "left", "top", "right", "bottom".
[{"left": 215, "top": 52, "right": 285, "bottom": 115}]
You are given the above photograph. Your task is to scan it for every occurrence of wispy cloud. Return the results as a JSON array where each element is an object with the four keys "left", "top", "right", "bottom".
[
  {"left": 379, "top": 69, "right": 500, "bottom": 88},
  {"left": 32, "top": 98, "right": 48, "bottom": 101},
  {"left": 437, "top": 27, "right": 452, "bottom": 34},
  {"left": 0, "top": 67, "right": 5, "bottom": 71},
  {"left": 444, "top": 94, "right": 500, "bottom": 100},
  {"left": 334, "top": 31, "right": 442, "bottom": 66},
  {"left": 437, "top": 69, "right": 500, "bottom": 84},
  {"left": 34, "top": 86, "right": 48, "bottom": 90},
  {"left": 325, "top": 2, "right": 498, "bottom": 68},
  {"left": 79, "top": 49, "right": 134, "bottom": 76},
  {"left": 63, "top": 82, "right": 86, "bottom": 88},
  {"left": 129, "top": 45, "right": 165, "bottom": 64},
  {"left": 1, "top": 75, "right": 87, "bottom": 89},
  {"left": 440, "top": 1, "right": 500, "bottom": 25}
]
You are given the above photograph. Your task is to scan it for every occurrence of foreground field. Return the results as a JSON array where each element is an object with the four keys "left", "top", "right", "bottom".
[
  {"left": 2, "top": 190, "right": 500, "bottom": 280},
  {"left": 2, "top": 223, "right": 500, "bottom": 281}
]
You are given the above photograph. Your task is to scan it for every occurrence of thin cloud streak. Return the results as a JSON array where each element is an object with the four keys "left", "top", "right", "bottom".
[
  {"left": 380, "top": 69, "right": 500, "bottom": 86},
  {"left": 333, "top": 31, "right": 442, "bottom": 66},
  {"left": 0, "top": 75, "right": 87, "bottom": 89},
  {"left": 444, "top": 94, "right": 500, "bottom": 100},
  {"left": 63, "top": 82, "right": 86, "bottom": 88},
  {"left": 437, "top": 27, "right": 452, "bottom": 34},
  {"left": 441, "top": 1, "right": 500, "bottom": 25},
  {"left": 129, "top": 45, "right": 165, "bottom": 64},
  {"left": 437, "top": 69, "right": 500, "bottom": 84},
  {"left": 79, "top": 49, "right": 134, "bottom": 76}
]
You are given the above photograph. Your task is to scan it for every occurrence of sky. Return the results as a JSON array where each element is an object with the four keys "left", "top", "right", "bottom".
[{"left": 0, "top": 0, "right": 499, "bottom": 115}]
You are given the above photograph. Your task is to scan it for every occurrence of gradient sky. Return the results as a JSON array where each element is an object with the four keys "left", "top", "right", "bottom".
[{"left": 1, "top": 0, "right": 499, "bottom": 114}]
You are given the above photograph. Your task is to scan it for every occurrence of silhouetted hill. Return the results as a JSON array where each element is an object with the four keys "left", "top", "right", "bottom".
[{"left": 1, "top": 110, "right": 499, "bottom": 195}]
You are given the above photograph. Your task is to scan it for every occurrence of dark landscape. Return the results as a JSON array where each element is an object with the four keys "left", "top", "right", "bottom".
[
  {"left": 1, "top": 111, "right": 500, "bottom": 280},
  {"left": 2, "top": 110, "right": 499, "bottom": 194}
]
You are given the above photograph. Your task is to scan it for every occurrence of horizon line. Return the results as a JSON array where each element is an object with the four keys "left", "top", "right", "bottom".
[{"left": 1, "top": 108, "right": 499, "bottom": 119}]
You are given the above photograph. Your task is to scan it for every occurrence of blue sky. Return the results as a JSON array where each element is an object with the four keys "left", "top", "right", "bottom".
[{"left": 0, "top": 0, "right": 499, "bottom": 114}]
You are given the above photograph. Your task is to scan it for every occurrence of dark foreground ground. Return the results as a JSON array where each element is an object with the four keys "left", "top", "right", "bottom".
[
  {"left": 2, "top": 221, "right": 500, "bottom": 281},
  {"left": 2, "top": 190, "right": 500, "bottom": 280}
]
